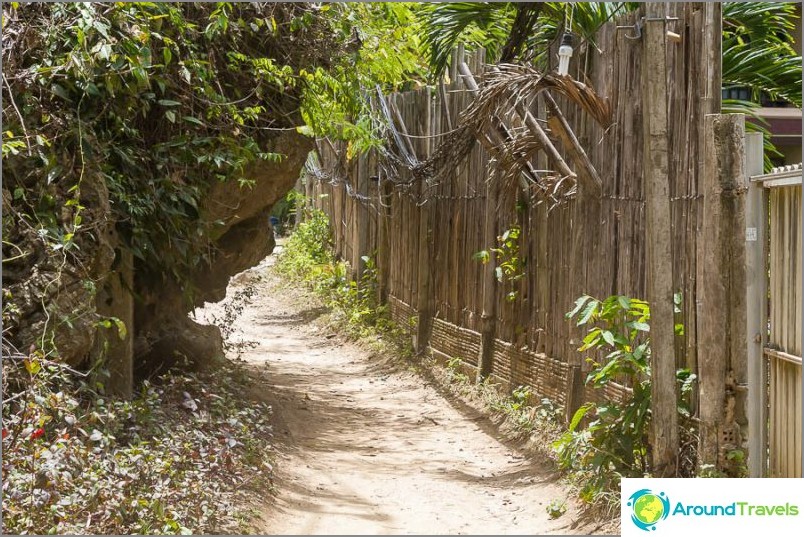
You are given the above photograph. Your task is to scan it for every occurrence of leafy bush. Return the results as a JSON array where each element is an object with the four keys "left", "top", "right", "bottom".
[
  {"left": 277, "top": 207, "right": 390, "bottom": 335},
  {"left": 474, "top": 225, "right": 525, "bottom": 302},
  {"left": 554, "top": 295, "right": 695, "bottom": 506},
  {"left": 1, "top": 353, "right": 274, "bottom": 534}
]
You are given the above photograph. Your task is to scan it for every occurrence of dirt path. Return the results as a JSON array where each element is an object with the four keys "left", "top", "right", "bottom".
[{"left": 198, "top": 252, "right": 602, "bottom": 535}]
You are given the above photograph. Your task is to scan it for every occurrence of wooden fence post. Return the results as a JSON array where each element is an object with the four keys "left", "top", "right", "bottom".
[
  {"left": 377, "top": 177, "right": 394, "bottom": 306},
  {"left": 745, "top": 132, "right": 768, "bottom": 477},
  {"left": 699, "top": 114, "right": 748, "bottom": 472},
  {"left": 293, "top": 175, "right": 304, "bottom": 229},
  {"left": 415, "top": 90, "right": 435, "bottom": 356},
  {"left": 478, "top": 171, "right": 499, "bottom": 379},
  {"left": 642, "top": 5, "right": 678, "bottom": 476}
]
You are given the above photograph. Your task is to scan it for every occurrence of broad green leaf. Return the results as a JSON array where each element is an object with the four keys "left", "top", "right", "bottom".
[
  {"left": 569, "top": 403, "right": 594, "bottom": 432},
  {"left": 601, "top": 330, "right": 615, "bottom": 346},
  {"left": 182, "top": 116, "right": 204, "bottom": 126},
  {"left": 567, "top": 295, "right": 592, "bottom": 319},
  {"left": 629, "top": 321, "right": 650, "bottom": 332},
  {"left": 577, "top": 299, "right": 599, "bottom": 325}
]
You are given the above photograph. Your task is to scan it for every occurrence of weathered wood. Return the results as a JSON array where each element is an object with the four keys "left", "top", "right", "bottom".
[
  {"left": 642, "top": 6, "right": 678, "bottom": 477},
  {"left": 377, "top": 178, "right": 394, "bottom": 306},
  {"left": 744, "top": 132, "right": 767, "bottom": 477},
  {"left": 512, "top": 100, "right": 576, "bottom": 181},
  {"left": 699, "top": 113, "right": 747, "bottom": 472},
  {"left": 311, "top": 4, "right": 724, "bottom": 457},
  {"left": 415, "top": 90, "right": 435, "bottom": 356},
  {"left": 478, "top": 169, "right": 499, "bottom": 379},
  {"left": 544, "top": 93, "right": 602, "bottom": 194}
]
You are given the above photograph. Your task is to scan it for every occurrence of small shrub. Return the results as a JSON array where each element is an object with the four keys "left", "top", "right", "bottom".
[
  {"left": 553, "top": 294, "right": 695, "bottom": 507},
  {"left": 546, "top": 498, "right": 568, "bottom": 519},
  {"left": 277, "top": 207, "right": 392, "bottom": 337}
]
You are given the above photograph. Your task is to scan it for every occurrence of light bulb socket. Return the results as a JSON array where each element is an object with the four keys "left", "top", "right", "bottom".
[{"left": 560, "top": 32, "right": 575, "bottom": 47}]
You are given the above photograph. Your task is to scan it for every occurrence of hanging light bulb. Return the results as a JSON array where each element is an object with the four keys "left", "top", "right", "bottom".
[{"left": 557, "top": 32, "right": 574, "bottom": 76}]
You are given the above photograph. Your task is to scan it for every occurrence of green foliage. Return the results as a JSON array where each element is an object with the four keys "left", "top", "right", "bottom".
[
  {"left": 554, "top": 295, "right": 695, "bottom": 506},
  {"left": 276, "top": 207, "right": 390, "bottom": 336},
  {"left": 445, "top": 356, "right": 470, "bottom": 384},
  {"left": 1, "top": 355, "right": 274, "bottom": 534},
  {"left": 276, "top": 207, "right": 335, "bottom": 281},
  {"left": 721, "top": 2, "right": 802, "bottom": 170},
  {"left": 546, "top": 498, "right": 568, "bottom": 519},
  {"left": 420, "top": 2, "right": 641, "bottom": 78},
  {"left": 420, "top": 2, "right": 518, "bottom": 79},
  {"left": 297, "top": 3, "right": 427, "bottom": 156},
  {"left": 2, "top": 2, "right": 425, "bottom": 328}
]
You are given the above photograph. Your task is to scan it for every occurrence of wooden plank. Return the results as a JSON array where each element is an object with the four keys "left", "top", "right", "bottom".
[{"left": 642, "top": 5, "right": 678, "bottom": 477}]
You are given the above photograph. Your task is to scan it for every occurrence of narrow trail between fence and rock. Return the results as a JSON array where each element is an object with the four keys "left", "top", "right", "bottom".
[{"left": 198, "top": 250, "right": 604, "bottom": 535}]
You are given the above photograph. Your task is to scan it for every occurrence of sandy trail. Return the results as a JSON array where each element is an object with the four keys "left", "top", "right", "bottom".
[{"left": 198, "top": 252, "right": 601, "bottom": 535}]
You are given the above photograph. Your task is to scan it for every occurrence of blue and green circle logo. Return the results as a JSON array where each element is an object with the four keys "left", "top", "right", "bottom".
[{"left": 628, "top": 489, "right": 670, "bottom": 531}]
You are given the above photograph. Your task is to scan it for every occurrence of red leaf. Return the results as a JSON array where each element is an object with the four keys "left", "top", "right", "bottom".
[
  {"left": 31, "top": 428, "right": 45, "bottom": 440},
  {"left": 1, "top": 428, "right": 8, "bottom": 439}
]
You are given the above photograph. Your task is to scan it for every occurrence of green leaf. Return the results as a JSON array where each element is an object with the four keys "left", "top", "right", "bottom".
[
  {"left": 601, "top": 330, "right": 615, "bottom": 346},
  {"left": 51, "top": 84, "right": 71, "bottom": 102},
  {"left": 112, "top": 317, "right": 127, "bottom": 340},
  {"left": 24, "top": 359, "right": 41, "bottom": 376},
  {"left": 629, "top": 321, "right": 650, "bottom": 332},
  {"left": 182, "top": 116, "right": 205, "bottom": 126},
  {"left": 157, "top": 99, "right": 181, "bottom": 107},
  {"left": 577, "top": 299, "right": 599, "bottom": 325},
  {"left": 569, "top": 403, "right": 594, "bottom": 432},
  {"left": 472, "top": 250, "right": 490, "bottom": 264},
  {"left": 296, "top": 125, "right": 314, "bottom": 136},
  {"left": 567, "top": 295, "right": 592, "bottom": 319},
  {"left": 92, "top": 20, "right": 110, "bottom": 39}
]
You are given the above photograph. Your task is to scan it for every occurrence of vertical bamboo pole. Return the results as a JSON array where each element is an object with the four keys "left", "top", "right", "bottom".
[
  {"left": 642, "top": 4, "right": 678, "bottom": 476},
  {"left": 377, "top": 177, "right": 394, "bottom": 306}
]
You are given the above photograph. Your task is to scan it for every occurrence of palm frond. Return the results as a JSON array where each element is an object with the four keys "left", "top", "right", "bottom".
[
  {"left": 723, "top": 2, "right": 798, "bottom": 47},
  {"left": 722, "top": 38, "right": 802, "bottom": 107},
  {"left": 420, "top": 2, "right": 514, "bottom": 80}
]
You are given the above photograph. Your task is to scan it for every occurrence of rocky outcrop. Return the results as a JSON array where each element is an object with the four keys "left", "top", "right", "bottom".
[
  {"left": 132, "top": 132, "right": 312, "bottom": 374},
  {"left": 3, "top": 173, "right": 116, "bottom": 367}
]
